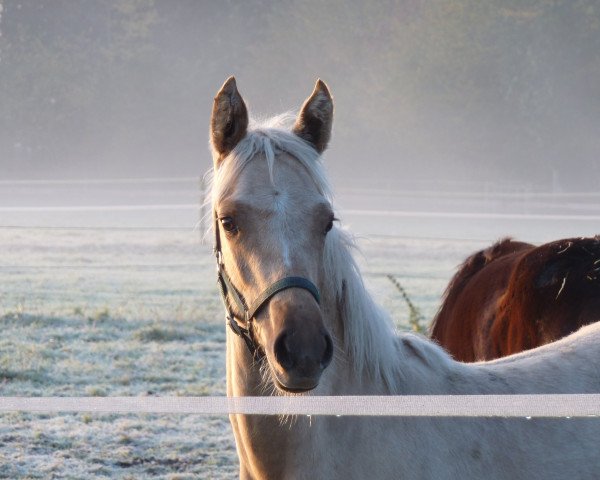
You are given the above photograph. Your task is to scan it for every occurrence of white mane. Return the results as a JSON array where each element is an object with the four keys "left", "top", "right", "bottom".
[
  {"left": 208, "top": 117, "right": 446, "bottom": 391},
  {"left": 323, "top": 227, "right": 404, "bottom": 390}
]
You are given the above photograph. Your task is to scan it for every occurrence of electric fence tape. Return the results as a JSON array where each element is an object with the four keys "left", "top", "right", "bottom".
[{"left": 0, "top": 395, "right": 599, "bottom": 417}]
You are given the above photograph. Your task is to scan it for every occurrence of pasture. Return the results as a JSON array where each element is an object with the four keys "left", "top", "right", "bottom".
[{"left": 0, "top": 178, "right": 598, "bottom": 478}]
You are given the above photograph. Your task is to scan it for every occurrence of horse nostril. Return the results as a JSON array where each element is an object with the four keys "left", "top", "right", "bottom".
[
  {"left": 322, "top": 333, "right": 333, "bottom": 369},
  {"left": 274, "top": 331, "right": 294, "bottom": 370},
  {"left": 274, "top": 329, "right": 333, "bottom": 374}
]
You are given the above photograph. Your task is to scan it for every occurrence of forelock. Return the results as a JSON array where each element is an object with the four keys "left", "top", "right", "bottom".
[{"left": 210, "top": 116, "right": 332, "bottom": 206}]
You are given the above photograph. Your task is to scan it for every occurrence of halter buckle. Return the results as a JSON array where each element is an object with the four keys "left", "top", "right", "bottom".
[
  {"left": 227, "top": 314, "right": 244, "bottom": 337},
  {"left": 227, "top": 314, "right": 260, "bottom": 357}
]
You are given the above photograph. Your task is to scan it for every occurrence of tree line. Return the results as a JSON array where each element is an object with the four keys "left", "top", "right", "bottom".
[{"left": 1, "top": 0, "right": 598, "bottom": 188}]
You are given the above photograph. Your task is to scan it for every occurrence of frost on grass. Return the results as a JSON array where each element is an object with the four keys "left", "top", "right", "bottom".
[
  {"left": 0, "top": 313, "right": 226, "bottom": 397},
  {"left": 0, "top": 310, "right": 236, "bottom": 479},
  {"left": 0, "top": 413, "right": 238, "bottom": 479}
]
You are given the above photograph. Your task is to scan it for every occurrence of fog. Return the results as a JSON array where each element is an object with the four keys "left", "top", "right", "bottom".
[{"left": 1, "top": 0, "right": 599, "bottom": 191}]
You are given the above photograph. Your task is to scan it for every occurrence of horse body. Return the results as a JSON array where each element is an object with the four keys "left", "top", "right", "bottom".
[
  {"left": 430, "top": 239, "right": 532, "bottom": 361},
  {"left": 431, "top": 237, "right": 600, "bottom": 361},
  {"left": 208, "top": 77, "right": 600, "bottom": 480},
  {"left": 227, "top": 322, "right": 600, "bottom": 480}
]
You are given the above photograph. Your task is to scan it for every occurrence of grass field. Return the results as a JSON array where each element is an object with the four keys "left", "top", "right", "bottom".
[
  {"left": 0, "top": 224, "right": 483, "bottom": 479},
  {"left": 1, "top": 179, "right": 597, "bottom": 478}
]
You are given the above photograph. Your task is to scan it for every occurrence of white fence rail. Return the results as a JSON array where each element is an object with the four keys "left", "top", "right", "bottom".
[{"left": 1, "top": 395, "right": 599, "bottom": 418}]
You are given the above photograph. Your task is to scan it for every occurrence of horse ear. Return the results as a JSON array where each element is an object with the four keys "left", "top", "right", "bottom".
[
  {"left": 210, "top": 76, "right": 249, "bottom": 165},
  {"left": 293, "top": 79, "right": 334, "bottom": 153}
]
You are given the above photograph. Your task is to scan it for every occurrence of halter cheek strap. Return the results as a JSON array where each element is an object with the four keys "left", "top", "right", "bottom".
[{"left": 214, "top": 213, "right": 321, "bottom": 357}]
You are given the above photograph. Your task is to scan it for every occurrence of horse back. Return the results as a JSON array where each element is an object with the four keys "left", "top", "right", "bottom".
[
  {"left": 493, "top": 235, "right": 600, "bottom": 357},
  {"left": 430, "top": 238, "right": 533, "bottom": 361}
]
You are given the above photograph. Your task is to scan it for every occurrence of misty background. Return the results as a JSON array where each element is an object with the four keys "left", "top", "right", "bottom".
[
  {"left": 0, "top": 5, "right": 598, "bottom": 475},
  {"left": 1, "top": 0, "right": 599, "bottom": 191}
]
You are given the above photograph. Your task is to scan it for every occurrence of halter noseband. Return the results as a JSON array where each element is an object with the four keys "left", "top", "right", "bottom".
[{"left": 214, "top": 213, "right": 321, "bottom": 357}]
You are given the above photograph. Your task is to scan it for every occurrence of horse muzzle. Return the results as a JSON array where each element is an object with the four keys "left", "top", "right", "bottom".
[
  {"left": 271, "top": 326, "right": 333, "bottom": 392},
  {"left": 264, "top": 293, "right": 334, "bottom": 392}
]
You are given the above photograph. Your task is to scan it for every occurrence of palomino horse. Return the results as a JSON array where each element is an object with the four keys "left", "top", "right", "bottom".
[
  {"left": 209, "top": 77, "right": 600, "bottom": 480},
  {"left": 430, "top": 236, "right": 600, "bottom": 362}
]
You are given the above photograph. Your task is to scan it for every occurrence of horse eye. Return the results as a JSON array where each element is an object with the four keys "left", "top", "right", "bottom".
[
  {"left": 324, "top": 217, "right": 336, "bottom": 234},
  {"left": 220, "top": 216, "right": 238, "bottom": 233}
]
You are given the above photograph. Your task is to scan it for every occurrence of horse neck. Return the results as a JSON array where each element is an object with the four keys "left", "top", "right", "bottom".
[
  {"left": 225, "top": 325, "right": 329, "bottom": 479},
  {"left": 322, "top": 277, "right": 472, "bottom": 396}
]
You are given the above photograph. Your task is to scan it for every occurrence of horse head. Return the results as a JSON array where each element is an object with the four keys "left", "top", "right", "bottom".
[{"left": 210, "top": 77, "right": 335, "bottom": 393}]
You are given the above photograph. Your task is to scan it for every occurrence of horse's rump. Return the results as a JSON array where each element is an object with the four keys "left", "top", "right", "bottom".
[
  {"left": 432, "top": 235, "right": 600, "bottom": 361},
  {"left": 430, "top": 238, "right": 533, "bottom": 361},
  {"left": 493, "top": 235, "right": 600, "bottom": 356}
]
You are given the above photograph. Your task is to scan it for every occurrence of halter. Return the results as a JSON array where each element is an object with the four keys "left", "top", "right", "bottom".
[{"left": 213, "top": 213, "right": 321, "bottom": 357}]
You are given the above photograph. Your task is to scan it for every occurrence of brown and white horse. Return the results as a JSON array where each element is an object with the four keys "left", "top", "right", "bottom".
[
  {"left": 430, "top": 236, "right": 600, "bottom": 361},
  {"left": 208, "top": 77, "right": 600, "bottom": 480}
]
